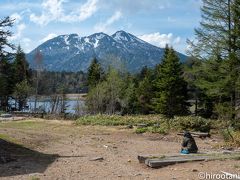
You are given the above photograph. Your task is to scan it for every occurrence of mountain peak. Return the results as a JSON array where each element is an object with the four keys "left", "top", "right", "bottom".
[
  {"left": 88, "top": 32, "right": 108, "bottom": 40},
  {"left": 112, "top": 30, "right": 132, "bottom": 42},
  {"left": 27, "top": 31, "right": 187, "bottom": 72},
  {"left": 114, "top": 30, "right": 129, "bottom": 35}
]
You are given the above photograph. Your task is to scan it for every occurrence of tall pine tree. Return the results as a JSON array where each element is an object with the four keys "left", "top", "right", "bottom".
[
  {"left": 0, "top": 57, "right": 15, "bottom": 111},
  {"left": 188, "top": 0, "right": 240, "bottom": 119},
  {"left": 136, "top": 67, "right": 154, "bottom": 114},
  {"left": 87, "top": 58, "right": 104, "bottom": 88},
  {"left": 153, "top": 46, "right": 189, "bottom": 118},
  {"left": 13, "top": 46, "right": 31, "bottom": 110},
  {"left": 0, "top": 16, "right": 14, "bottom": 54},
  {"left": 13, "top": 45, "right": 29, "bottom": 83},
  {"left": 0, "top": 16, "right": 15, "bottom": 111}
]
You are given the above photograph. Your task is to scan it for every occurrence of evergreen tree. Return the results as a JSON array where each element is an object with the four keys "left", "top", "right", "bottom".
[
  {"left": 136, "top": 68, "right": 154, "bottom": 114},
  {"left": 87, "top": 58, "right": 104, "bottom": 88},
  {"left": 184, "top": 56, "right": 228, "bottom": 117},
  {"left": 153, "top": 46, "right": 189, "bottom": 118},
  {"left": 0, "top": 16, "right": 14, "bottom": 54},
  {"left": 0, "top": 57, "right": 15, "bottom": 111},
  {"left": 138, "top": 66, "right": 149, "bottom": 81},
  {"left": 13, "top": 46, "right": 29, "bottom": 83},
  {"left": 187, "top": 0, "right": 240, "bottom": 59},
  {"left": 11, "top": 46, "right": 31, "bottom": 111},
  {"left": 188, "top": 0, "right": 240, "bottom": 119},
  {"left": 121, "top": 74, "right": 138, "bottom": 114},
  {"left": 0, "top": 16, "right": 15, "bottom": 111}
]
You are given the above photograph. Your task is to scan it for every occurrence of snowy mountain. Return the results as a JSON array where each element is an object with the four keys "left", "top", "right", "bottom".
[{"left": 26, "top": 31, "right": 187, "bottom": 72}]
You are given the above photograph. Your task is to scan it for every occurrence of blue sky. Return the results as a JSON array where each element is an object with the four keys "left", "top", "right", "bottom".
[{"left": 0, "top": 0, "right": 201, "bottom": 54}]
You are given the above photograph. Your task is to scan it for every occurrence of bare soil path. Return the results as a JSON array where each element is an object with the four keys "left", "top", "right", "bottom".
[{"left": 0, "top": 119, "right": 239, "bottom": 180}]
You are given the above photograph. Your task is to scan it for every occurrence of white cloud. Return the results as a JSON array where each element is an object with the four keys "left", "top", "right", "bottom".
[
  {"left": 9, "top": 23, "right": 26, "bottom": 41},
  {"left": 76, "top": 0, "right": 99, "bottom": 21},
  {"left": 21, "top": 38, "right": 32, "bottom": 53},
  {"left": 94, "top": 11, "right": 122, "bottom": 32},
  {"left": 9, "top": 12, "right": 32, "bottom": 52},
  {"left": 138, "top": 32, "right": 181, "bottom": 48},
  {"left": 101, "top": 0, "right": 167, "bottom": 15},
  {"left": 39, "top": 33, "right": 58, "bottom": 43},
  {"left": 173, "top": 37, "right": 181, "bottom": 44},
  {"left": 30, "top": 0, "right": 99, "bottom": 26},
  {"left": 30, "top": 0, "right": 65, "bottom": 26},
  {"left": 10, "top": 13, "right": 22, "bottom": 24}
]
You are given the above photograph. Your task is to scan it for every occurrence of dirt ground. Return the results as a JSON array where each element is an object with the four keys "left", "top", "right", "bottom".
[{"left": 0, "top": 119, "right": 239, "bottom": 180}]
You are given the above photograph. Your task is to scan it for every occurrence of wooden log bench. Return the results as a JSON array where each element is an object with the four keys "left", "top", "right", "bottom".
[{"left": 138, "top": 152, "right": 240, "bottom": 168}]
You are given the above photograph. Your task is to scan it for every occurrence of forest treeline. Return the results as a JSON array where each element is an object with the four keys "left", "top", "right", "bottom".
[
  {"left": 0, "top": 47, "right": 87, "bottom": 111},
  {"left": 86, "top": 47, "right": 189, "bottom": 118}
]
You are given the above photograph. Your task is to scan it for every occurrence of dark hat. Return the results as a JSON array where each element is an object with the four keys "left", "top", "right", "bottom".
[{"left": 183, "top": 131, "right": 192, "bottom": 138}]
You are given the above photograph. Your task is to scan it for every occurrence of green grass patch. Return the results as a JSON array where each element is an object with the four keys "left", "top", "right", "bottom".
[
  {"left": 30, "top": 177, "right": 40, "bottom": 180},
  {"left": 148, "top": 126, "right": 168, "bottom": 134},
  {"left": 0, "top": 133, "right": 19, "bottom": 144},
  {"left": 135, "top": 127, "right": 148, "bottom": 134},
  {"left": 0, "top": 120, "right": 48, "bottom": 130}
]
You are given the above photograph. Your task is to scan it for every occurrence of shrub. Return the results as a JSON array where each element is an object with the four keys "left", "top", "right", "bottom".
[
  {"left": 76, "top": 114, "right": 166, "bottom": 126},
  {"left": 232, "top": 131, "right": 240, "bottom": 146},
  {"left": 171, "top": 116, "right": 211, "bottom": 132},
  {"left": 135, "top": 127, "right": 148, "bottom": 134},
  {"left": 135, "top": 125, "right": 169, "bottom": 134},
  {"left": 221, "top": 129, "right": 240, "bottom": 147},
  {"left": 148, "top": 126, "right": 168, "bottom": 134},
  {"left": 221, "top": 128, "right": 233, "bottom": 142}
]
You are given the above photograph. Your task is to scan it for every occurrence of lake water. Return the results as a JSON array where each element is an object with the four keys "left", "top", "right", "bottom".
[{"left": 26, "top": 99, "right": 85, "bottom": 114}]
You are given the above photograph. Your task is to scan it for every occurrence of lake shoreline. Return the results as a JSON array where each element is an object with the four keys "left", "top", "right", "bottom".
[{"left": 28, "top": 93, "right": 87, "bottom": 101}]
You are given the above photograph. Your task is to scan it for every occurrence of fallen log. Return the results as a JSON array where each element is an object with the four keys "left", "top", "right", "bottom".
[
  {"left": 136, "top": 123, "right": 148, "bottom": 128},
  {"left": 145, "top": 156, "right": 209, "bottom": 168},
  {"left": 139, "top": 152, "right": 240, "bottom": 168},
  {"left": 138, "top": 153, "right": 207, "bottom": 163},
  {"left": 177, "top": 131, "right": 210, "bottom": 138}
]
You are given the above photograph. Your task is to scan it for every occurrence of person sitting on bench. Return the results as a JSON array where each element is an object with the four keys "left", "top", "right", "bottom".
[{"left": 181, "top": 131, "right": 198, "bottom": 154}]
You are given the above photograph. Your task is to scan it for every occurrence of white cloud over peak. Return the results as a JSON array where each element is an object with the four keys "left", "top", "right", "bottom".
[
  {"left": 30, "top": 0, "right": 99, "bottom": 26},
  {"left": 30, "top": 0, "right": 66, "bottom": 26},
  {"left": 9, "top": 23, "right": 26, "bottom": 41},
  {"left": 21, "top": 38, "right": 32, "bottom": 53},
  {"left": 77, "top": 0, "right": 99, "bottom": 21},
  {"left": 40, "top": 33, "right": 58, "bottom": 43},
  {"left": 94, "top": 11, "right": 122, "bottom": 32},
  {"left": 138, "top": 32, "right": 181, "bottom": 48}
]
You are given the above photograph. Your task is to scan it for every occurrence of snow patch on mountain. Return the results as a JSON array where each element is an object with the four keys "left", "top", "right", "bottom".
[
  {"left": 63, "top": 35, "right": 70, "bottom": 45},
  {"left": 26, "top": 30, "right": 187, "bottom": 72},
  {"left": 93, "top": 39, "right": 99, "bottom": 48}
]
